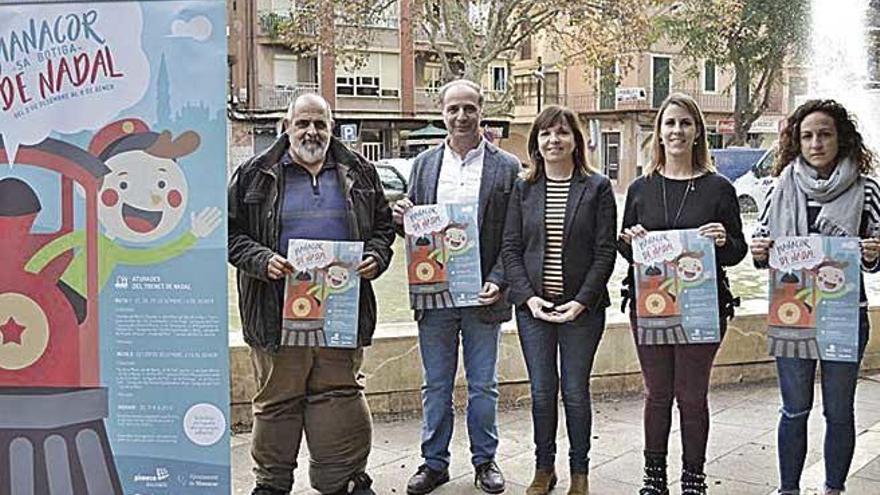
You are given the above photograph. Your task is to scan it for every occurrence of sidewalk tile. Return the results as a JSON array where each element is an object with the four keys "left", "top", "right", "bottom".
[
  {"left": 671, "top": 475, "right": 772, "bottom": 495},
  {"left": 706, "top": 442, "right": 815, "bottom": 486}
]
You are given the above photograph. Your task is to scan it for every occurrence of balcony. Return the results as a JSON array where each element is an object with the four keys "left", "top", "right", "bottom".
[
  {"left": 336, "top": 94, "right": 402, "bottom": 113},
  {"left": 257, "top": 83, "right": 319, "bottom": 110},
  {"left": 513, "top": 93, "right": 597, "bottom": 116},
  {"left": 414, "top": 87, "right": 507, "bottom": 114},
  {"left": 256, "top": 0, "right": 318, "bottom": 37},
  {"left": 257, "top": 0, "right": 398, "bottom": 38},
  {"left": 513, "top": 87, "right": 735, "bottom": 115},
  {"left": 415, "top": 87, "right": 441, "bottom": 114},
  {"left": 337, "top": 12, "right": 399, "bottom": 30},
  {"left": 610, "top": 87, "right": 733, "bottom": 113}
]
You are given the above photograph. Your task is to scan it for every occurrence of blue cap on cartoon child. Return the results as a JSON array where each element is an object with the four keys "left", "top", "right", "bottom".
[{"left": 88, "top": 119, "right": 200, "bottom": 243}]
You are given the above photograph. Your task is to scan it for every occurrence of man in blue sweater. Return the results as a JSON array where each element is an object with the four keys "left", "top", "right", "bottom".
[{"left": 228, "top": 94, "right": 394, "bottom": 495}]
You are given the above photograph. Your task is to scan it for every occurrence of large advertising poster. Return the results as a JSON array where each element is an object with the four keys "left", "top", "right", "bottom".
[
  {"left": 404, "top": 202, "right": 482, "bottom": 309},
  {"left": 0, "top": 1, "right": 230, "bottom": 494},
  {"left": 768, "top": 236, "right": 861, "bottom": 362},
  {"left": 632, "top": 229, "right": 721, "bottom": 345}
]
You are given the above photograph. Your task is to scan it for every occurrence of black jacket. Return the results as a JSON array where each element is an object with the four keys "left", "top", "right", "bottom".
[
  {"left": 228, "top": 136, "right": 394, "bottom": 351},
  {"left": 502, "top": 170, "right": 618, "bottom": 312}
]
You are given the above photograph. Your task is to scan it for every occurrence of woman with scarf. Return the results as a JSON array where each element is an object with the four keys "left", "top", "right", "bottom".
[
  {"left": 618, "top": 93, "right": 747, "bottom": 495},
  {"left": 751, "top": 99, "right": 880, "bottom": 495}
]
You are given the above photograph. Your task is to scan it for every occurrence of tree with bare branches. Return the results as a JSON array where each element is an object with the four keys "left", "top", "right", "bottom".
[
  {"left": 267, "top": 0, "right": 662, "bottom": 98},
  {"left": 662, "top": 0, "right": 810, "bottom": 145},
  {"left": 262, "top": 0, "right": 400, "bottom": 71}
]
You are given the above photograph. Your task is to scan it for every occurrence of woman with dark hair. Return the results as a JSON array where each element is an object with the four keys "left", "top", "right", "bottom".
[
  {"left": 502, "top": 105, "right": 617, "bottom": 495},
  {"left": 618, "top": 93, "right": 747, "bottom": 495},
  {"left": 751, "top": 99, "right": 880, "bottom": 495}
]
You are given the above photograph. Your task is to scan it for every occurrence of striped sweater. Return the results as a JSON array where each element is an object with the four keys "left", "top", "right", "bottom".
[{"left": 543, "top": 177, "right": 571, "bottom": 297}]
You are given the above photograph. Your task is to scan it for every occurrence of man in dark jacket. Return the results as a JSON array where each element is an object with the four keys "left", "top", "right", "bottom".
[
  {"left": 228, "top": 94, "right": 394, "bottom": 495},
  {"left": 392, "top": 79, "right": 520, "bottom": 495}
]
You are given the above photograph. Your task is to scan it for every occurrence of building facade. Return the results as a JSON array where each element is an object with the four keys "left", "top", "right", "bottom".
[
  {"left": 227, "top": 0, "right": 511, "bottom": 171},
  {"left": 228, "top": 1, "right": 809, "bottom": 191},
  {"left": 507, "top": 34, "right": 799, "bottom": 191}
]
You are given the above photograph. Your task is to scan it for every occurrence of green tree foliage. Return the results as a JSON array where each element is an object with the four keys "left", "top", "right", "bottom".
[{"left": 662, "top": 0, "right": 810, "bottom": 145}]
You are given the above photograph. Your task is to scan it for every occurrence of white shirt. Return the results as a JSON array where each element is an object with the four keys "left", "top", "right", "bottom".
[{"left": 436, "top": 139, "right": 486, "bottom": 204}]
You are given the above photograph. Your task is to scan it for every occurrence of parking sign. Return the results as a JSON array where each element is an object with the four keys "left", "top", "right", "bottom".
[{"left": 340, "top": 123, "right": 358, "bottom": 142}]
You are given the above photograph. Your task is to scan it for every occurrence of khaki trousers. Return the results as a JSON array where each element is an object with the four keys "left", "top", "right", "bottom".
[{"left": 249, "top": 346, "right": 371, "bottom": 493}]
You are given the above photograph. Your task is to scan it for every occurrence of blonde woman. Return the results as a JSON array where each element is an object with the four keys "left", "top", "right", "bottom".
[{"left": 618, "top": 93, "right": 747, "bottom": 495}]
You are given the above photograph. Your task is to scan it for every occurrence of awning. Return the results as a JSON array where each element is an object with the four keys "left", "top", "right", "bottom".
[{"left": 406, "top": 124, "right": 447, "bottom": 139}]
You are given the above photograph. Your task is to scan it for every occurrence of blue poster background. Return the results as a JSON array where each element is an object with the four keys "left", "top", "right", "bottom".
[
  {"left": 445, "top": 203, "right": 482, "bottom": 306},
  {"left": 633, "top": 229, "right": 720, "bottom": 345},
  {"left": 404, "top": 202, "right": 482, "bottom": 309},
  {"left": 768, "top": 236, "right": 861, "bottom": 362},
  {"left": 0, "top": 1, "right": 229, "bottom": 494},
  {"left": 283, "top": 240, "right": 363, "bottom": 348},
  {"left": 816, "top": 237, "right": 862, "bottom": 361}
]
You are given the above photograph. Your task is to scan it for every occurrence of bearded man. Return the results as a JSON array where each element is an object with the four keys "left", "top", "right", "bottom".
[{"left": 228, "top": 94, "right": 394, "bottom": 495}]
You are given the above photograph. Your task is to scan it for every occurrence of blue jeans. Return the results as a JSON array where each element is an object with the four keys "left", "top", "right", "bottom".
[
  {"left": 777, "top": 308, "right": 870, "bottom": 493},
  {"left": 417, "top": 307, "right": 501, "bottom": 471},
  {"left": 516, "top": 307, "right": 605, "bottom": 474}
]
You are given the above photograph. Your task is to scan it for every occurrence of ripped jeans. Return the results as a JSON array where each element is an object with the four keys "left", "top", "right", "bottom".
[{"left": 776, "top": 308, "right": 869, "bottom": 494}]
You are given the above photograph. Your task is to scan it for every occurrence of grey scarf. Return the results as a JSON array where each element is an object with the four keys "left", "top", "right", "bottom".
[{"left": 766, "top": 156, "right": 864, "bottom": 237}]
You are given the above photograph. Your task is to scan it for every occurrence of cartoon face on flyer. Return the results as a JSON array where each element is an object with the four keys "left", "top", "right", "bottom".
[
  {"left": 632, "top": 229, "right": 720, "bottom": 345},
  {"left": 282, "top": 239, "right": 363, "bottom": 348},
  {"left": 768, "top": 237, "right": 860, "bottom": 361},
  {"left": 404, "top": 203, "right": 482, "bottom": 309},
  {"left": 94, "top": 119, "right": 200, "bottom": 243}
]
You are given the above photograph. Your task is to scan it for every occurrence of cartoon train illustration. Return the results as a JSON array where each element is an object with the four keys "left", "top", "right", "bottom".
[
  {"left": 636, "top": 263, "right": 681, "bottom": 318},
  {"left": 769, "top": 271, "right": 818, "bottom": 328},
  {"left": 407, "top": 232, "right": 450, "bottom": 295},
  {"left": 282, "top": 261, "right": 355, "bottom": 346},
  {"left": 287, "top": 271, "right": 323, "bottom": 319},
  {"left": 0, "top": 137, "right": 123, "bottom": 494},
  {"left": 283, "top": 270, "right": 327, "bottom": 330},
  {"left": 767, "top": 268, "right": 821, "bottom": 359},
  {"left": 635, "top": 248, "right": 712, "bottom": 345}
]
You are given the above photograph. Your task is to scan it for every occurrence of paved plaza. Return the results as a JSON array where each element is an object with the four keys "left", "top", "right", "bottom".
[{"left": 232, "top": 372, "right": 880, "bottom": 494}]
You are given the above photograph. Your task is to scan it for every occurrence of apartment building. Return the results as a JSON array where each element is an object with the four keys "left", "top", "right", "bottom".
[
  {"left": 227, "top": 1, "right": 813, "bottom": 191},
  {"left": 227, "top": 0, "right": 512, "bottom": 170},
  {"left": 506, "top": 34, "right": 800, "bottom": 190}
]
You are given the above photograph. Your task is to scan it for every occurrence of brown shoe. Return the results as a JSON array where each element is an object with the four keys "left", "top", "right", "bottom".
[
  {"left": 526, "top": 468, "right": 557, "bottom": 495},
  {"left": 567, "top": 473, "right": 589, "bottom": 495}
]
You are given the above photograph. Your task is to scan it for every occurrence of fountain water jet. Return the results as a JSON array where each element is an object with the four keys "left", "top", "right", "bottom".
[{"left": 808, "top": 0, "right": 880, "bottom": 150}]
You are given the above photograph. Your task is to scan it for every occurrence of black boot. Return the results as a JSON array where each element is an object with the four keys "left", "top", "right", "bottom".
[
  {"left": 680, "top": 464, "right": 708, "bottom": 495},
  {"left": 325, "top": 472, "right": 376, "bottom": 495},
  {"left": 638, "top": 454, "right": 669, "bottom": 495}
]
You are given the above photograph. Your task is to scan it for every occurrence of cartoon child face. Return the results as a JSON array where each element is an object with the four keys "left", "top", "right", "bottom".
[
  {"left": 816, "top": 265, "right": 846, "bottom": 293},
  {"left": 326, "top": 265, "right": 350, "bottom": 290},
  {"left": 443, "top": 227, "right": 468, "bottom": 252},
  {"left": 676, "top": 255, "right": 704, "bottom": 282},
  {"left": 99, "top": 150, "right": 188, "bottom": 242}
]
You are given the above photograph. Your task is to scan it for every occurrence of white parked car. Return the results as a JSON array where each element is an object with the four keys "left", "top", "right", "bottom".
[
  {"left": 733, "top": 146, "right": 776, "bottom": 215},
  {"left": 375, "top": 158, "right": 414, "bottom": 183}
]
